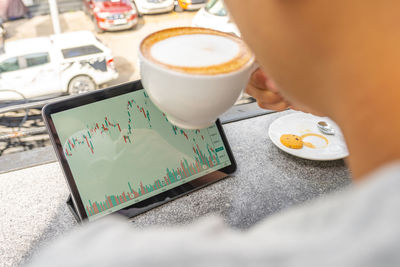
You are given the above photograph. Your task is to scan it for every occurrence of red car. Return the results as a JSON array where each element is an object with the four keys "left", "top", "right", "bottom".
[{"left": 84, "top": 0, "right": 139, "bottom": 33}]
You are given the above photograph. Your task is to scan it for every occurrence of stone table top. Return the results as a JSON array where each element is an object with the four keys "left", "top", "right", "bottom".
[{"left": 0, "top": 110, "right": 351, "bottom": 267}]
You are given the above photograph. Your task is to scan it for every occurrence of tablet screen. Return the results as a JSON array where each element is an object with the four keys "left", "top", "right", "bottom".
[{"left": 51, "top": 89, "right": 232, "bottom": 221}]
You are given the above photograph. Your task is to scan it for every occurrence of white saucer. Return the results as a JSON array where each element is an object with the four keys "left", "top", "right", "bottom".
[{"left": 268, "top": 112, "right": 349, "bottom": 161}]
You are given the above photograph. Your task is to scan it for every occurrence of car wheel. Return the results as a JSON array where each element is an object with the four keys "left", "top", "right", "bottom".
[
  {"left": 131, "top": 2, "right": 143, "bottom": 17},
  {"left": 93, "top": 19, "right": 104, "bottom": 33},
  {"left": 68, "top": 75, "right": 97, "bottom": 95},
  {"left": 174, "top": 4, "right": 183, "bottom": 12}
]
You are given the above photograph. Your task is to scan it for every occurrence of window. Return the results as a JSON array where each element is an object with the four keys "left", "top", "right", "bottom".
[
  {"left": 62, "top": 45, "right": 103, "bottom": 59},
  {"left": 0, "top": 57, "right": 19, "bottom": 73},
  {"left": 24, "top": 53, "right": 50, "bottom": 67}
]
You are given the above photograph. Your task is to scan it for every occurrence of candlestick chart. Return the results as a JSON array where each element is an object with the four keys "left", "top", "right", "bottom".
[{"left": 51, "top": 89, "right": 231, "bottom": 221}]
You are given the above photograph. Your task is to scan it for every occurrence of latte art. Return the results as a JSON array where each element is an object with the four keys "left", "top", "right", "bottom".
[
  {"left": 140, "top": 27, "right": 253, "bottom": 75},
  {"left": 151, "top": 34, "right": 240, "bottom": 67}
]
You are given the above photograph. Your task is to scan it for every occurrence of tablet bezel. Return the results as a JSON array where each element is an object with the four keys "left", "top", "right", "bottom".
[{"left": 42, "top": 80, "right": 237, "bottom": 222}]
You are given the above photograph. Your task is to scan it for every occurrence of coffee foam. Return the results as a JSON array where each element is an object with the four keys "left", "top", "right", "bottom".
[{"left": 140, "top": 27, "right": 253, "bottom": 75}]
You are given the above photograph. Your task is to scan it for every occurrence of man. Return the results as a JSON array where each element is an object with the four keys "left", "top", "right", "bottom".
[
  {"left": 234, "top": 0, "right": 400, "bottom": 180},
  {"left": 27, "top": 1, "right": 400, "bottom": 266}
]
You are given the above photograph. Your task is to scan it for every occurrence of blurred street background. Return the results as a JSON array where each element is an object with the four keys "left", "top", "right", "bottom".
[{"left": 4, "top": 10, "right": 196, "bottom": 84}]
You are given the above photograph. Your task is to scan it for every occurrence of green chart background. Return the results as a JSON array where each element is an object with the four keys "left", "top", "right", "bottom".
[{"left": 51, "top": 89, "right": 231, "bottom": 220}]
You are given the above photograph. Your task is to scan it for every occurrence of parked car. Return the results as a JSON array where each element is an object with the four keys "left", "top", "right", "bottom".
[
  {"left": 174, "top": 0, "right": 207, "bottom": 12},
  {"left": 134, "top": 0, "right": 174, "bottom": 15},
  {"left": 192, "top": 0, "right": 240, "bottom": 36},
  {"left": 0, "top": 31, "right": 118, "bottom": 102},
  {"left": 84, "top": 0, "right": 139, "bottom": 33}
]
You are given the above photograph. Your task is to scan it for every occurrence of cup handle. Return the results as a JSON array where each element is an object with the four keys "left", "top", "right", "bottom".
[
  {"left": 250, "top": 62, "right": 260, "bottom": 74},
  {"left": 237, "top": 62, "right": 260, "bottom": 101}
]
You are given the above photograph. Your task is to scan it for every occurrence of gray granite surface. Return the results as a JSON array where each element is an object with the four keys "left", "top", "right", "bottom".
[
  {"left": 0, "top": 110, "right": 351, "bottom": 267},
  {"left": 0, "top": 146, "right": 56, "bottom": 175}
]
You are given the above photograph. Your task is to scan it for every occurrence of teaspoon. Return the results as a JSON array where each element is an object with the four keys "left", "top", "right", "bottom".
[{"left": 317, "top": 121, "right": 335, "bottom": 135}]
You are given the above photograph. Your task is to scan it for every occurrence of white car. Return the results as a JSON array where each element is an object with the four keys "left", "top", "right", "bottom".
[
  {"left": 0, "top": 31, "right": 118, "bottom": 102},
  {"left": 192, "top": 0, "right": 240, "bottom": 37},
  {"left": 134, "top": 0, "right": 174, "bottom": 15}
]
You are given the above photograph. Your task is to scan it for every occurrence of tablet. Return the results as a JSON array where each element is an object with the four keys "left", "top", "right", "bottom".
[{"left": 43, "top": 80, "right": 236, "bottom": 222}]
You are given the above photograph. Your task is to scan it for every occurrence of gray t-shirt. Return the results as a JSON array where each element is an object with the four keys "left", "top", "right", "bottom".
[{"left": 27, "top": 162, "right": 400, "bottom": 267}]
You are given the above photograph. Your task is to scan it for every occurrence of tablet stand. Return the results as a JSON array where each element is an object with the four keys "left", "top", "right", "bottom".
[{"left": 66, "top": 195, "right": 82, "bottom": 223}]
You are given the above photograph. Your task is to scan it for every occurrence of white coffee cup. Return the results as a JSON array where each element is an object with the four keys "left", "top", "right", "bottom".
[{"left": 138, "top": 27, "right": 256, "bottom": 129}]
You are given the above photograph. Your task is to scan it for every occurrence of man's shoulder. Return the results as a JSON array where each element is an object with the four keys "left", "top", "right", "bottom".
[{"left": 252, "top": 161, "right": 400, "bottom": 234}]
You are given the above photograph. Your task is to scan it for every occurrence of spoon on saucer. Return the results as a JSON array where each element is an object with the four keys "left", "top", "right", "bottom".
[{"left": 317, "top": 121, "right": 335, "bottom": 135}]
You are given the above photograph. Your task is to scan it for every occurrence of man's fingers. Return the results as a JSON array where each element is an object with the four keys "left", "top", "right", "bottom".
[
  {"left": 247, "top": 67, "right": 288, "bottom": 111},
  {"left": 257, "top": 100, "right": 289, "bottom": 111},
  {"left": 265, "top": 79, "right": 279, "bottom": 93},
  {"left": 246, "top": 84, "right": 283, "bottom": 104},
  {"left": 250, "top": 68, "right": 268, "bottom": 89}
]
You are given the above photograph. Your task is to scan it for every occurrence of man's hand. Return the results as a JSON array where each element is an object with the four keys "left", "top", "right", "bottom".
[{"left": 246, "top": 68, "right": 290, "bottom": 111}]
